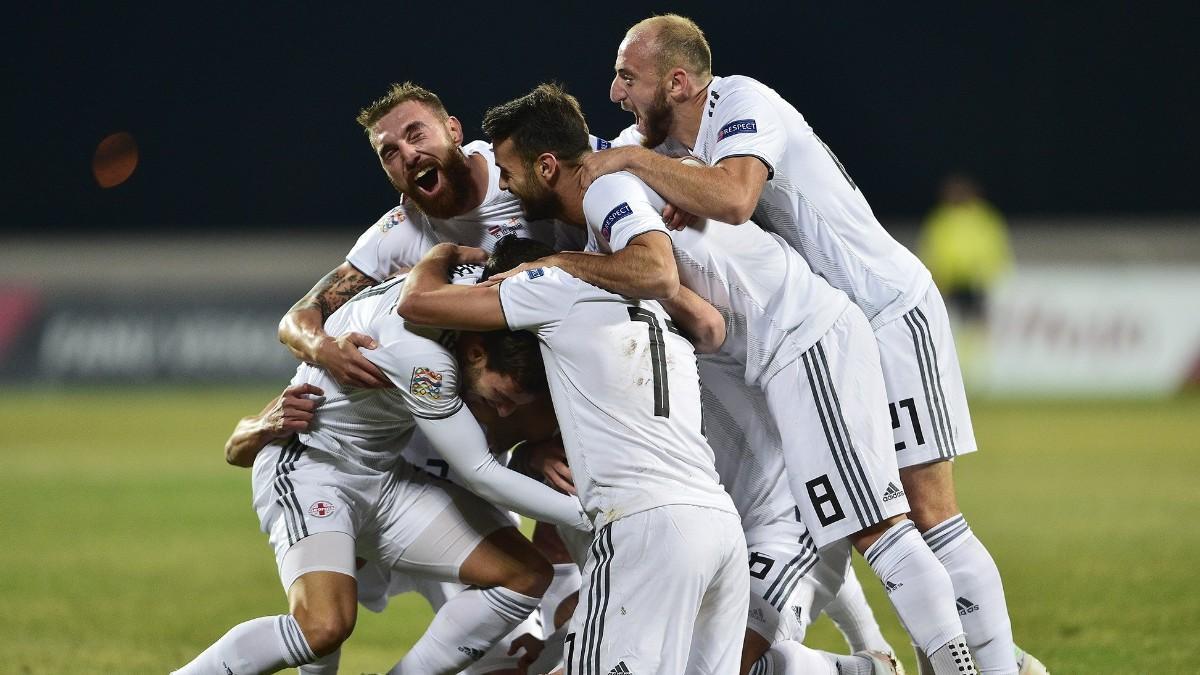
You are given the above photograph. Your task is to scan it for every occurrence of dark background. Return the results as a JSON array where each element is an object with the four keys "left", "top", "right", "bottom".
[{"left": 6, "top": 2, "right": 1196, "bottom": 234}]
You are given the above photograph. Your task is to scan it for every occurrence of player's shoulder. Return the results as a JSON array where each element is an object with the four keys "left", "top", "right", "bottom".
[
  {"left": 462, "top": 139, "right": 493, "bottom": 157},
  {"left": 369, "top": 202, "right": 413, "bottom": 233},
  {"left": 586, "top": 171, "right": 656, "bottom": 205}
]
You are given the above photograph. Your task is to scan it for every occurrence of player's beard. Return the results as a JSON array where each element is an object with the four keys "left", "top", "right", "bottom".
[
  {"left": 639, "top": 86, "right": 673, "bottom": 149},
  {"left": 514, "top": 168, "right": 565, "bottom": 222},
  {"left": 393, "top": 146, "right": 475, "bottom": 219}
]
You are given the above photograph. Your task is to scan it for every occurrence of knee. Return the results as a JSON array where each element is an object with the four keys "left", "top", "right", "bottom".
[
  {"left": 293, "top": 607, "right": 356, "bottom": 656},
  {"left": 505, "top": 553, "right": 553, "bottom": 597},
  {"left": 899, "top": 462, "right": 960, "bottom": 531}
]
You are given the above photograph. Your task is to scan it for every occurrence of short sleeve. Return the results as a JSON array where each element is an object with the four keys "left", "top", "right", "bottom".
[
  {"left": 581, "top": 173, "right": 670, "bottom": 253},
  {"left": 345, "top": 204, "right": 433, "bottom": 282},
  {"left": 706, "top": 86, "right": 787, "bottom": 179},
  {"left": 365, "top": 340, "right": 464, "bottom": 420},
  {"left": 499, "top": 267, "right": 580, "bottom": 338}
]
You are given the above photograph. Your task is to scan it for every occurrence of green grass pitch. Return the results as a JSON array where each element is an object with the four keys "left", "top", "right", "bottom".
[{"left": 2, "top": 387, "right": 1197, "bottom": 673}]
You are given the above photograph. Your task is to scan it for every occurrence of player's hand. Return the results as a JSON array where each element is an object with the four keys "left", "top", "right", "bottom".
[
  {"left": 265, "top": 383, "right": 325, "bottom": 437},
  {"left": 661, "top": 203, "right": 698, "bottom": 231},
  {"left": 528, "top": 437, "right": 575, "bottom": 495},
  {"left": 315, "top": 331, "right": 394, "bottom": 389},
  {"left": 454, "top": 245, "right": 488, "bottom": 266},
  {"left": 579, "top": 146, "right": 635, "bottom": 190},
  {"left": 508, "top": 632, "right": 545, "bottom": 675},
  {"left": 478, "top": 258, "right": 555, "bottom": 287}
]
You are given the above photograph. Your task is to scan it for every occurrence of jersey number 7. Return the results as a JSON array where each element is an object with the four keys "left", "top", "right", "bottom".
[{"left": 627, "top": 307, "right": 670, "bottom": 418}]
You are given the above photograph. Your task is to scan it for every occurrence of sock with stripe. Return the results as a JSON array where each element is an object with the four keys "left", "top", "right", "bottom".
[
  {"left": 924, "top": 515, "right": 1017, "bottom": 674},
  {"left": 171, "top": 614, "right": 316, "bottom": 675},
  {"left": 387, "top": 585, "right": 541, "bottom": 675},
  {"left": 864, "top": 520, "right": 967, "bottom": 672},
  {"left": 823, "top": 564, "right": 895, "bottom": 654},
  {"left": 299, "top": 648, "right": 340, "bottom": 674}
]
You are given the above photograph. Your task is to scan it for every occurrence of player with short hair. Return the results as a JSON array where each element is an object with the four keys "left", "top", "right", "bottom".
[
  {"left": 397, "top": 235, "right": 749, "bottom": 675},
  {"left": 172, "top": 269, "right": 592, "bottom": 675},
  {"left": 579, "top": 14, "right": 1040, "bottom": 675},
  {"left": 478, "top": 83, "right": 967, "bottom": 675}
]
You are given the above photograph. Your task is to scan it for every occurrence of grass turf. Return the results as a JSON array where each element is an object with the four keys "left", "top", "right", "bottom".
[{"left": 1, "top": 387, "right": 1197, "bottom": 672}]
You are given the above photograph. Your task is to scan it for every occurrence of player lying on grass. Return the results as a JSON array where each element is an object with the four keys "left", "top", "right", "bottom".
[
  {"left": 173, "top": 266, "right": 592, "bottom": 675},
  {"left": 399, "top": 234, "right": 749, "bottom": 674},
  {"left": 582, "top": 15, "right": 1048, "bottom": 674},
  {"left": 479, "top": 83, "right": 971, "bottom": 675}
]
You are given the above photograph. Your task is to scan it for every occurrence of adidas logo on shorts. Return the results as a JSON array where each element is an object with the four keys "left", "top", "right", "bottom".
[
  {"left": 608, "top": 660, "right": 632, "bottom": 674},
  {"left": 749, "top": 607, "right": 766, "bottom": 622},
  {"left": 792, "top": 605, "right": 803, "bottom": 622},
  {"left": 957, "top": 597, "right": 980, "bottom": 615},
  {"left": 882, "top": 482, "right": 906, "bottom": 502},
  {"left": 885, "top": 580, "right": 904, "bottom": 593}
]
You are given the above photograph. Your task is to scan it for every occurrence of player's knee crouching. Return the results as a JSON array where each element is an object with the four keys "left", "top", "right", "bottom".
[
  {"left": 292, "top": 605, "right": 357, "bottom": 657},
  {"left": 505, "top": 551, "right": 554, "bottom": 598}
]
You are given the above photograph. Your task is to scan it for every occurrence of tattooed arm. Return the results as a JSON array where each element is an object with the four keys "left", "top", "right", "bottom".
[{"left": 277, "top": 261, "right": 394, "bottom": 389}]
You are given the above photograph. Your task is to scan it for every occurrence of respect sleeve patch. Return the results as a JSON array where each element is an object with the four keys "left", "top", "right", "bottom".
[
  {"left": 717, "top": 118, "right": 757, "bottom": 141},
  {"left": 601, "top": 202, "right": 633, "bottom": 241}
]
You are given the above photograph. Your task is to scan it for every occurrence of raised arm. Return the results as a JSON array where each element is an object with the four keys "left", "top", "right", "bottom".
[
  {"left": 396, "top": 244, "right": 508, "bottom": 331},
  {"left": 415, "top": 406, "right": 591, "bottom": 531},
  {"left": 278, "top": 262, "right": 392, "bottom": 388},
  {"left": 582, "top": 146, "right": 768, "bottom": 224},
  {"left": 223, "top": 383, "right": 325, "bottom": 467}
]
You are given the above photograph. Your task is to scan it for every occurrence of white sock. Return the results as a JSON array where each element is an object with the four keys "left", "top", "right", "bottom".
[
  {"left": 928, "top": 634, "right": 977, "bottom": 675},
  {"left": 541, "top": 563, "right": 581, "bottom": 631},
  {"left": 750, "top": 640, "right": 836, "bottom": 675},
  {"left": 387, "top": 586, "right": 541, "bottom": 675},
  {"left": 823, "top": 565, "right": 894, "bottom": 653},
  {"left": 172, "top": 615, "right": 316, "bottom": 675},
  {"left": 864, "top": 521, "right": 964, "bottom": 660},
  {"left": 924, "top": 515, "right": 1018, "bottom": 674},
  {"left": 299, "top": 648, "right": 340, "bottom": 674}
]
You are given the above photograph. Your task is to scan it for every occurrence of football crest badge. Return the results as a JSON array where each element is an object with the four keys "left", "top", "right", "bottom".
[{"left": 410, "top": 367, "right": 444, "bottom": 401}]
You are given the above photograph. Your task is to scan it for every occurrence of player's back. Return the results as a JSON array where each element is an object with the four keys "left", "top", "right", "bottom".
[
  {"left": 697, "top": 75, "right": 931, "bottom": 327},
  {"left": 295, "top": 275, "right": 456, "bottom": 473},
  {"left": 500, "top": 267, "right": 735, "bottom": 529},
  {"left": 593, "top": 171, "right": 851, "bottom": 385}
]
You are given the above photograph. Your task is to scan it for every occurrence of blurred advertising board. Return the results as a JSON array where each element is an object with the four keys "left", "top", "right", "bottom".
[
  {"left": 976, "top": 266, "right": 1200, "bottom": 396},
  {"left": 0, "top": 288, "right": 297, "bottom": 383}
]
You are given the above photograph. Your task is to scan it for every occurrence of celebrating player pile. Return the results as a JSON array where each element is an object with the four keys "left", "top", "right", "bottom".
[{"left": 174, "top": 13, "right": 1048, "bottom": 675}]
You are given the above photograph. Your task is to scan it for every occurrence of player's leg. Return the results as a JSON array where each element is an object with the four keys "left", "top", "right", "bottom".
[
  {"left": 684, "top": 508, "right": 750, "bottom": 674},
  {"left": 879, "top": 288, "right": 1018, "bottom": 674},
  {"left": 173, "top": 441, "right": 363, "bottom": 674},
  {"left": 379, "top": 469, "right": 551, "bottom": 675},
  {"left": 823, "top": 563, "right": 898, "bottom": 656},
  {"left": 765, "top": 309, "right": 974, "bottom": 675}
]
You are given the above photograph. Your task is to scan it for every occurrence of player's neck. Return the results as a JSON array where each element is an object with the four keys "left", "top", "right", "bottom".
[
  {"left": 462, "top": 151, "right": 490, "bottom": 212},
  {"left": 558, "top": 164, "right": 588, "bottom": 227},
  {"left": 671, "top": 82, "right": 709, "bottom": 149}
]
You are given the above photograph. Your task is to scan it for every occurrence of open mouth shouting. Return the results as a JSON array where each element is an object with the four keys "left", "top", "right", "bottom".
[{"left": 411, "top": 164, "right": 441, "bottom": 197}]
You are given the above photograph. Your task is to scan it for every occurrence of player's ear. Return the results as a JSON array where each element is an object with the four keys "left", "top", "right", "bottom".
[
  {"left": 446, "top": 116, "right": 464, "bottom": 145},
  {"left": 667, "top": 67, "right": 689, "bottom": 101},
  {"left": 537, "top": 152, "right": 559, "bottom": 185},
  {"left": 464, "top": 342, "right": 488, "bottom": 367}
]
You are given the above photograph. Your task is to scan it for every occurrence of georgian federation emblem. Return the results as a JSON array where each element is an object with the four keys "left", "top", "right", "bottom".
[
  {"left": 410, "top": 367, "right": 444, "bottom": 401},
  {"left": 308, "top": 501, "right": 336, "bottom": 518}
]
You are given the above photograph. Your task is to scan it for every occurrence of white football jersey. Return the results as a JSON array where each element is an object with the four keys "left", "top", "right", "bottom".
[
  {"left": 345, "top": 140, "right": 584, "bottom": 281},
  {"left": 500, "top": 267, "right": 736, "bottom": 529},
  {"left": 291, "top": 275, "right": 461, "bottom": 473},
  {"left": 583, "top": 170, "right": 850, "bottom": 386},
  {"left": 697, "top": 352, "right": 796, "bottom": 535},
  {"left": 689, "top": 75, "right": 932, "bottom": 328}
]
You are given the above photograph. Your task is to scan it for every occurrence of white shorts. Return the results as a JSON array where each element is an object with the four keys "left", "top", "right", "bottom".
[
  {"left": 565, "top": 505, "right": 748, "bottom": 675},
  {"left": 875, "top": 284, "right": 978, "bottom": 468},
  {"left": 252, "top": 440, "right": 512, "bottom": 589},
  {"left": 764, "top": 306, "right": 910, "bottom": 548},
  {"left": 745, "top": 513, "right": 852, "bottom": 645}
]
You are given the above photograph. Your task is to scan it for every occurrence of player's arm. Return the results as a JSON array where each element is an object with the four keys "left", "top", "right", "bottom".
[
  {"left": 415, "top": 407, "right": 591, "bottom": 531},
  {"left": 223, "top": 383, "right": 325, "bottom": 467},
  {"left": 278, "top": 261, "right": 392, "bottom": 389},
  {"left": 396, "top": 243, "right": 508, "bottom": 331},
  {"left": 659, "top": 285, "right": 726, "bottom": 354},
  {"left": 582, "top": 146, "right": 768, "bottom": 224}
]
